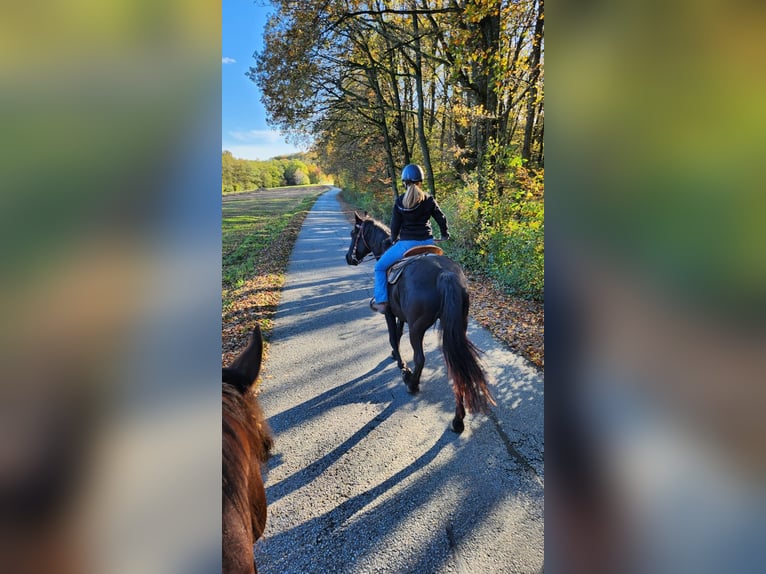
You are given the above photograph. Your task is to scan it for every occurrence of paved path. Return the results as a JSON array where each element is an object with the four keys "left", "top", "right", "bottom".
[{"left": 256, "top": 188, "right": 544, "bottom": 573}]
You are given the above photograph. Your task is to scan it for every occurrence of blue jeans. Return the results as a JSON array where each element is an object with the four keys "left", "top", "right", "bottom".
[{"left": 373, "top": 239, "right": 434, "bottom": 303}]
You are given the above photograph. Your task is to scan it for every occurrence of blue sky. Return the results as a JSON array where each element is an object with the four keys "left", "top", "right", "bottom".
[{"left": 222, "top": 0, "right": 305, "bottom": 160}]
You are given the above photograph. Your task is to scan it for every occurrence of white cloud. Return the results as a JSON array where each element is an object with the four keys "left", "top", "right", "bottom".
[
  {"left": 222, "top": 57, "right": 237, "bottom": 64},
  {"left": 227, "top": 129, "right": 284, "bottom": 143}
]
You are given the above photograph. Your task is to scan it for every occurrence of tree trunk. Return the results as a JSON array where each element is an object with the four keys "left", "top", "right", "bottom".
[
  {"left": 474, "top": 3, "right": 501, "bottom": 224},
  {"left": 522, "top": 0, "right": 544, "bottom": 167},
  {"left": 371, "top": 68, "right": 400, "bottom": 200},
  {"left": 412, "top": 9, "right": 436, "bottom": 197},
  {"left": 428, "top": 73, "right": 437, "bottom": 133},
  {"left": 536, "top": 116, "right": 544, "bottom": 167},
  {"left": 352, "top": 22, "right": 400, "bottom": 200},
  {"left": 377, "top": 10, "right": 410, "bottom": 166}
]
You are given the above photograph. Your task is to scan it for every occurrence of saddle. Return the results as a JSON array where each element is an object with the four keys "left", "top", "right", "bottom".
[{"left": 386, "top": 245, "right": 444, "bottom": 285}]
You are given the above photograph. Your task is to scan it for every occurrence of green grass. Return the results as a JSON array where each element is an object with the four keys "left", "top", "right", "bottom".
[
  {"left": 222, "top": 188, "right": 324, "bottom": 291},
  {"left": 222, "top": 181, "right": 334, "bottom": 196}
]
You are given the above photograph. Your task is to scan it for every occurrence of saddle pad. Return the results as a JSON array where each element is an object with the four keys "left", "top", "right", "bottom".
[{"left": 387, "top": 253, "right": 436, "bottom": 284}]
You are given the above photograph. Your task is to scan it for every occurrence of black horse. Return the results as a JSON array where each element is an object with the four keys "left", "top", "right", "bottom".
[{"left": 345, "top": 211, "right": 495, "bottom": 432}]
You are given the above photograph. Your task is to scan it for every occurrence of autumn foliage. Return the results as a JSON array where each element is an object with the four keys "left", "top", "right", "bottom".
[{"left": 251, "top": 1, "right": 544, "bottom": 300}]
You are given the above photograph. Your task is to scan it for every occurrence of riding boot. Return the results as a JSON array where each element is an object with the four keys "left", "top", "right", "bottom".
[{"left": 369, "top": 298, "right": 388, "bottom": 314}]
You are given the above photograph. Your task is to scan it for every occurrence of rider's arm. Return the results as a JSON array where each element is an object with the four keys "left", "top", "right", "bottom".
[
  {"left": 390, "top": 202, "right": 402, "bottom": 242},
  {"left": 431, "top": 198, "right": 450, "bottom": 239}
]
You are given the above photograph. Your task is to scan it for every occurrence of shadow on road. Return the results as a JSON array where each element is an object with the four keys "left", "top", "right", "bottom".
[
  {"left": 258, "top": 428, "right": 458, "bottom": 572},
  {"left": 266, "top": 357, "right": 401, "bottom": 504},
  {"left": 255, "top": 188, "right": 544, "bottom": 572}
]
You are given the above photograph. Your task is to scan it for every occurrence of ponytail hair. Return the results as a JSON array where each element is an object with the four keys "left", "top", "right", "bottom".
[{"left": 402, "top": 182, "right": 426, "bottom": 209}]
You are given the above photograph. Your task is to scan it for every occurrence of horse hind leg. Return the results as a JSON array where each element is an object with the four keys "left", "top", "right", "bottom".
[
  {"left": 403, "top": 322, "right": 428, "bottom": 394},
  {"left": 386, "top": 313, "right": 405, "bottom": 370},
  {"left": 451, "top": 392, "right": 466, "bottom": 433},
  {"left": 395, "top": 318, "right": 405, "bottom": 361}
]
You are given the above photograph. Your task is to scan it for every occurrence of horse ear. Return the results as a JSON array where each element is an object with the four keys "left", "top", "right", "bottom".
[
  {"left": 354, "top": 211, "right": 363, "bottom": 223},
  {"left": 225, "top": 324, "right": 263, "bottom": 393},
  {"left": 363, "top": 210, "right": 369, "bottom": 218}
]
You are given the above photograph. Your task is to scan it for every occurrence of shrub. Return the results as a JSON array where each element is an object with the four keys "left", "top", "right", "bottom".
[{"left": 440, "top": 165, "right": 544, "bottom": 300}]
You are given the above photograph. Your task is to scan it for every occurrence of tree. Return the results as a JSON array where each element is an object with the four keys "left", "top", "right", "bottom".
[
  {"left": 521, "top": 0, "right": 544, "bottom": 167},
  {"left": 221, "top": 153, "right": 326, "bottom": 192},
  {"left": 250, "top": 0, "right": 544, "bottom": 210},
  {"left": 284, "top": 159, "right": 310, "bottom": 185}
]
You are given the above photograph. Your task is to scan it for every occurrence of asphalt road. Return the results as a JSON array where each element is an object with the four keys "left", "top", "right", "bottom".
[{"left": 255, "top": 188, "right": 544, "bottom": 573}]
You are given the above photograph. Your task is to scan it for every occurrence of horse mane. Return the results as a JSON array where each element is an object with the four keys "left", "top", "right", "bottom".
[
  {"left": 222, "top": 382, "right": 273, "bottom": 535},
  {"left": 364, "top": 216, "right": 391, "bottom": 236},
  {"left": 362, "top": 215, "right": 393, "bottom": 253}
]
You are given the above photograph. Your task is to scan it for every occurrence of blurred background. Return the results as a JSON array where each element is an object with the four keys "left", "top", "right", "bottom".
[
  {"left": 0, "top": 1, "right": 221, "bottom": 572},
  {"left": 547, "top": 0, "right": 766, "bottom": 572}
]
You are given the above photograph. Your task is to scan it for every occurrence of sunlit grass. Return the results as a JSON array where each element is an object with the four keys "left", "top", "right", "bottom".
[
  {"left": 222, "top": 192, "right": 320, "bottom": 288},
  {"left": 222, "top": 187, "right": 327, "bottom": 366}
]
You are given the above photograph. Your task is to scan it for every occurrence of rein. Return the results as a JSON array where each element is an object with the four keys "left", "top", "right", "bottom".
[{"left": 350, "top": 220, "right": 379, "bottom": 264}]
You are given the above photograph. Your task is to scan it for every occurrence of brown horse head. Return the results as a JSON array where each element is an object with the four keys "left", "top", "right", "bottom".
[{"left": 222, "top": 325, "right": 273, "bottom": 573}]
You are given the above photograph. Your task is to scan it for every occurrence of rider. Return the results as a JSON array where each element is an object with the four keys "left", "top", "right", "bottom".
[{"left": 370, "top": 163, "right": 450, "bottom": 314}]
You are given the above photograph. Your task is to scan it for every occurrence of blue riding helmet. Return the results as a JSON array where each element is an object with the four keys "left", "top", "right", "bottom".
[{"left": 401, "top": 164, "right": 424, "bottom": 184}]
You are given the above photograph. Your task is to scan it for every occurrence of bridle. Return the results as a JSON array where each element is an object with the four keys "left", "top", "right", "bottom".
[{"left": 349, "top": 220, "right": 377, "bottom": 264}]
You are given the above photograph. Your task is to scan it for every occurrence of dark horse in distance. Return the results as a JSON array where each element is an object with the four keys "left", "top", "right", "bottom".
[
  {"left": 223, "top": 325, "right": 273, "bottom": 573},
  {"left": 345, "top": 212, "right": 495, "bottom": 432}
]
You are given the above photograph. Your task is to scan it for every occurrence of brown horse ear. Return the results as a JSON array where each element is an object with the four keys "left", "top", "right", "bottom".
[
  {"left": 225, "top": 325, "right": 263, "bottom": 393},
  {"left": 354, "top": 211, "right": 363, "bottom": 223}
]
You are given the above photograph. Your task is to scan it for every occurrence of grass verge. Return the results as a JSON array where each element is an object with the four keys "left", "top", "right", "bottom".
[{"left": 222, "top": 186, "right": 327, "bottom": 366}]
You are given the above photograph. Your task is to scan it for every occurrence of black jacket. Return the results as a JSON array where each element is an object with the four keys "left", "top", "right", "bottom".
[{"left": 390, "top": 194, "right": 449, "bottom": 241}]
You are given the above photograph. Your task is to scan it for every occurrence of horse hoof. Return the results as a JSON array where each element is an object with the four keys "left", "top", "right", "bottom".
[
  {"left": 451, "top": 419, "right": 465, "bottom": 433},
  {"left": 406, "top": 384, "right": 419, "bottom": 395}
]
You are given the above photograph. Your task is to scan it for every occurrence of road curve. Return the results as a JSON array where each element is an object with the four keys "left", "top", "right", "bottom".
[{"left": 255, "top": 188, "right": 544, "bottom": 573}]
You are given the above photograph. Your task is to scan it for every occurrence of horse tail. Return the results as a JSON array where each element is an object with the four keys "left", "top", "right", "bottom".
[{"left": 438, "top": 271, "right": 496, "bottom": 414}]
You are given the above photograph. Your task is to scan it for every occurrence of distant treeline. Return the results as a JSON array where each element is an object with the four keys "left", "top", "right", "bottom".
[{"left": 222, "top": 151, "right": 330, "bottom": 193}]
